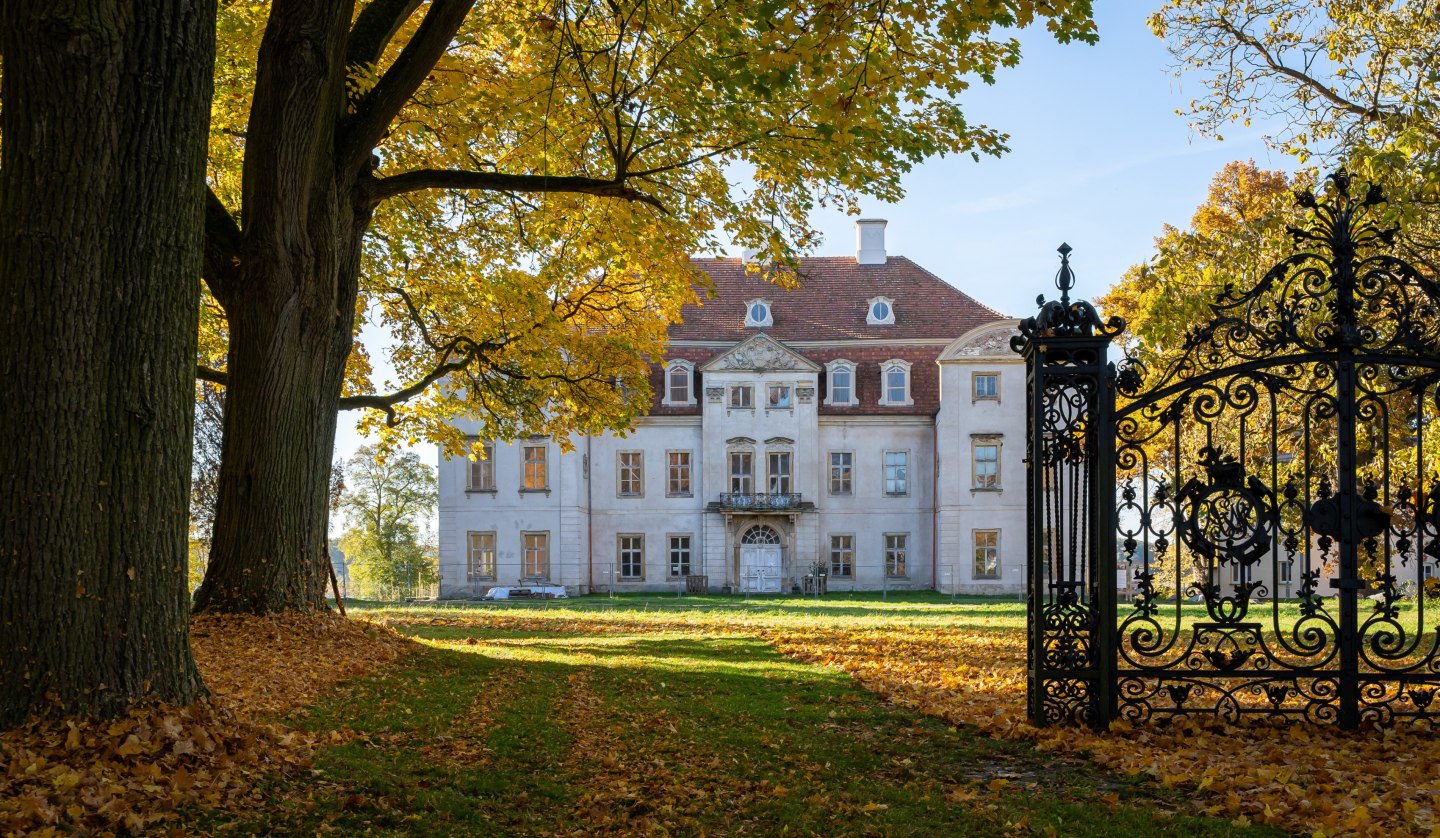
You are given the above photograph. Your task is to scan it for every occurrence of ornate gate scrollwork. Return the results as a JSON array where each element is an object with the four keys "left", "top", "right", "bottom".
[{"left": 1019, "top": 171, "right": 1440, "bottom": 729}]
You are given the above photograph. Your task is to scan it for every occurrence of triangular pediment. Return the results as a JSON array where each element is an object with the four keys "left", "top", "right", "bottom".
[
  {"left": 700, "top": 333, "right": 820, "bottom": 373},
  {"left": 939, "top": 319, "right": 1021, "bottom": 361}
]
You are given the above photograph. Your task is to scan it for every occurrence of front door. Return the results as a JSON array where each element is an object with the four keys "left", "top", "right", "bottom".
[{"left": 740, "top": 545, "right": 782, "bottom": 593}]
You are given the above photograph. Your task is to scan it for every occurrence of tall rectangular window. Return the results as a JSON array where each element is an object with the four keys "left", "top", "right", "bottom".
[
  {"left": 522, "top": 532, "right": 549, "bottom": 578},
  {"left": 974, "top": 373, "right": 999, "bottom": 400},
  {"left": 830, "top": 534, "right": 854, "bottom": 577},
  {"left": 973, "top": 530, "right": 999, "bottom": 579},
  {"left": 667, "top": 451, "right": 692, "bottom": 496},
  {"left": 522, "top": 444, "right": 548, "bottom": 490},
  {"left": 884, "top": 450, "right": 908, "bottom": 496},
  {"left": 885, "top": 533, "right": 908, "bottom": 577},
  {"left": 729, "top": 451, "right": 753, "bottom": 494},
  {"left": 467, "top": 441, "right": 495, "bottom": 491},
  {"left": 667, "top": 364, "right": 691, "bottom": 404},
  {"left": 1279, "top": 561, "right": 1293, "bottom": 584},
  {"left": 768, "top": 451, "right": 792, "bottom": 493},
  {"left": 668, "top": 535, "right": 692, "bottom": 577},
  {"left": 618, "top": 534, "right": 645, "bottom": 579},
  {"left": 829, "top": 364, "right": 853, "bottom": 405},
  {"left": 467, "top": 531, "right": 496, "bottom": 582},
  {"left": 829, "top": 452, "right": 853, "bottom": 495},
  {"left": 767, "top": 383, "right": 792, "bottom": 409},
  {"left": 729, "top": 384, "right": 753, "bottom": 409},
  {"left": 618, "top": 451, "right": 644, "bottom": 497},
  {"left": 973, "top": 441, "right": 1000, "bottom": 490}
]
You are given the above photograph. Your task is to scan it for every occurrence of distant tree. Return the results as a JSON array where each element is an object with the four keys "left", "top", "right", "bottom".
[
  {"left": 338, "top": 447, "right": 438, "bottom": 600},
  {"left": 0, "top": 0, "right": 214, "bottom": 724}
]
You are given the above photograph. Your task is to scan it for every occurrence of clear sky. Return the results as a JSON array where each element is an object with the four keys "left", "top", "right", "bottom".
[{"left": 333, "top": 4, "right": 1294, "bottom": 508}]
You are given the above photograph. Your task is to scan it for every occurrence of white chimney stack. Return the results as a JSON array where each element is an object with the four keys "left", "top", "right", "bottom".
[{"left": 856, "top": 218, "right": 887, "bottom": 265}]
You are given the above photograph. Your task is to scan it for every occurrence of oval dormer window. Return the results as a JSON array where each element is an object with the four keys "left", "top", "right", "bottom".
[
  {"left": 745, "top": 298, "right": 773, "bottom": 327},
  {"left": 867, "top": 296, "right": 895, "bottom": 325}
]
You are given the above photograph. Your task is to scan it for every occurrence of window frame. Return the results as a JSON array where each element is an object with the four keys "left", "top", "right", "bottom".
[
  {"left": 973, "top": 529, "right": 1000, "bottom": 580},
  {"left": 972, "top": 371, "right": 1000, "bottom": 402},
  {"left": 617, "top": 450, "right": 645, "bottom": 498},
  {"left": 729, "top": 449, "right": 754, "bottom": 494},
  {"left": 824, "top": 360, "right": 857, "bottom": 406},
  {"left": 766, "top": 382, "right": 793, "bottom": 410},
  {"left": 972, "top": 436, "right": 1001, "bottom": 491},
  {"left": 878, "top": 359, "right": 913, "bottom": 406},
  {"left": 729, "top": 384, "right": 754, "bottom": 410},
  {"left": 766, "top": 449, "right": 792, "bottom": 494},
  {"left": 465, "top": 439, "right": 496, "bottom": 492},
  {"left": 744, "top": 298, "right": 773, "bottom": 327},
  {"left": 467, "top": 531, "right": 496, "bottom": 582},
  {"left": 521, "top": 531, "right": 550, "bottom": 579},
  {"left": 883, "top": 449, "right": 910, "bottom": 497},
  {"left": 866, "top": 295, "right": 896, "bottom": 326},
  {"left": 828, "top": 451, "right": 854, "bottom": 496},
  {"left": 666, "top": 450, "right": 692, "bottom": 497},
  {"left": 668, "top": 534, "right": 693, "bottom": 578},
  {"left": 885, "top": 533, "right": 909, "bottom": 578},
  {"left": 521, "top": 442, "right": 549, "bottom": 491},
  {"left": 663, "top": 360, "right": 696, "bottom": 406},
  {"left": 618, "top": 533, "right": 645, "bottom": 580},
  {"left": 829, "top": 534, "right": 855, "bottom": 578}
]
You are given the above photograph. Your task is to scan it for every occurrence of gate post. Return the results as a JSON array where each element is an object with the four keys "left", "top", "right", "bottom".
[{"left": 1013, "top": 244, "right": 1123, "bottom": 729}]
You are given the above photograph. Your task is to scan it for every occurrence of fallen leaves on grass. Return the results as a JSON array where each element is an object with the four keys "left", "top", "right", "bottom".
[{"left": 0, "top": 612, "right": 413, "bottom": 835}]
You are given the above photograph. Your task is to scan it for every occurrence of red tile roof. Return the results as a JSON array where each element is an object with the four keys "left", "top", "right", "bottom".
[{"left": 668, "top": 256, "right": 1005, "bottom": 342}]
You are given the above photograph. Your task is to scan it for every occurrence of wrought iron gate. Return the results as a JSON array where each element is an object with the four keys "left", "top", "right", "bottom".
[{"left": 1019, "top": 172, "right": 1440, "bottom": 729}]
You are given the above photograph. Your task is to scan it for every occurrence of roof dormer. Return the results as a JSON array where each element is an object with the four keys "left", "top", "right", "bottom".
[
  {"left": 867, "top": 295, "right": 895, "bottom": 326},
  {"left": 745, "top": 298, "right": 773, "bottom": 328}
]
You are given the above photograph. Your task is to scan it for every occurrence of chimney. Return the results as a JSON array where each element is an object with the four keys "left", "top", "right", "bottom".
[
  {"left": 742, "top": 245, "right": 760, "bottom": 264},
  {"left": 856, "top": 218, "right": 887, "bottom": 265}
]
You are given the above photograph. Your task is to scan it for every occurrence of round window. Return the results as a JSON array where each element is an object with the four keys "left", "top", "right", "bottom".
[
  {"left": 871, "top": 300, "right": 891, "bottom": 321},
  {"left": 749, "top": 301, "right": 769, "bottom": 323}
]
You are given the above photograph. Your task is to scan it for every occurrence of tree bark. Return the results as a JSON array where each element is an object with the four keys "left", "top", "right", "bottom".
[
  {"left": 0, "top": 0, "right": 214, "bottom": 725},
  {"left": 192, "top": 0, "right": 362, "bottom": 614}
]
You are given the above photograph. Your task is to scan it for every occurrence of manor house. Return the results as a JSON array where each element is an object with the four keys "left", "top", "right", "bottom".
[{"left": 437, "top": 220, "right": 1026, "bottom": 595}]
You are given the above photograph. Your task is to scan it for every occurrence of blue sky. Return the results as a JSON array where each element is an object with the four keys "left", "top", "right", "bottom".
[{"left": 334, "top": 4, "right": 1295, "bottom": 495}]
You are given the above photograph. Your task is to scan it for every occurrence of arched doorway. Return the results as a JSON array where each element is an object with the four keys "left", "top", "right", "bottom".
[{"left": 739, "top": 525, "right": 782, "bottom": 593}]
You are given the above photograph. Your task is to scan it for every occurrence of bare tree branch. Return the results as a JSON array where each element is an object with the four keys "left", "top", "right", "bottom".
[
  {"left": 367, "top": 168, "right": 667, "bottom": 210},
  {"left": 1216, "top": 16, "right": 1385, "bottom": 121},
  {"left": 197, "top": 364, "right": 229, "bottom": 385}
]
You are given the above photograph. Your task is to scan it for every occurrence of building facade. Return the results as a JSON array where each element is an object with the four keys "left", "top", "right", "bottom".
[{"left": 437, "top": 220, "right": 1028, "bottom": 595}]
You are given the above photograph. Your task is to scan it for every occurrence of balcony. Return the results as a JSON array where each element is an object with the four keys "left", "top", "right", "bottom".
[{"left": 715, "top": 492, "right": 810, "bottom": 512}]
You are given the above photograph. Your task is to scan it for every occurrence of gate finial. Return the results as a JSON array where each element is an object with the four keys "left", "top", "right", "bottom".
[{"left": 1056, "top": 242, "right": 1075, "bottom": 307}]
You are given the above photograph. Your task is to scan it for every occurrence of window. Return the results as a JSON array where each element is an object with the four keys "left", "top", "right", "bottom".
[
  {"left": 522, "top": 532, "right": 549, "bottom": 579},
  {"left": 885, "top": 533, "right": 908, "bottom": 577},
  {"left": 665, "top": 361, "right": 694, "bottom": 405},
  {"left": 618, "top": 534, "right": 645, "bottom": 579},
  {"left": 826, "top": 361, "right": 855, "bottom": 406},
  {"left": 768, "top": 451, "right": 792, "bottom": 493},
  {"left": 467, "top": 531, "right": 496, "bottom": 582},
  {"left": 522, "top": 444, "right": 548, "bottom": 490},
  {"left": 745, "top": 298, "right": 773, "bottom": 327},
  {"left": 1230, "top": 563, "right": 1244, "bottom": 585},
  {"left": 884, "top": 450, "right": 909, "bottom": 496},
  {"left": 618, "top": 451, "right": 644, "bottom": 497},
  {"left": 1280, "top": 561, "right": 1293, "bottom": 584},
  {"left": 466, "top": 441, "right": 495, "bottom": 491},
  {"left": 973, "top": 530, "right": 999, "bottom": 579},
  {"left": 974, "top": 373, "right": 999, "bottom": 401},
  {"left": 669, "top": 535, "right": 692, "bottom": 577},
  {"left": 767, "top": 383, "right": 792, "bottom": 409},
  {"left": 829, "top": 452, "right": 853, "bottom": 495},
  {"left": 729, "top": 450, "right": 754, "bottom": 493},
  {"left": 729, "top": 384, "right": 753, "bottom": 409},
  {"left": 830, "top": 535, "right": 854, "bottom": 577},
  {"left": 880, "top": 360, "right": 912, "bottom": 406},
  {"left": 667, "top": 451, "right": 692, "bottom": 497},
  {"left": 973, "top": 440, "right": 1000, "bottom": 490},
  {"left": 867, "top": 296, "right": 895, "bottom": 325}
]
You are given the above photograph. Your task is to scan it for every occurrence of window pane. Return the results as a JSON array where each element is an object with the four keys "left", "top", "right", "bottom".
[
  {"left": 767, "top": 384, "right": 791, "bottom": 408},
  {"left": 523, "top": 533, "right": 549, "bottom": 578},
  {"left": 886, "top": 534, "right": 908, "bottom": 577},
  {"left": 730, "top": 385, "right": 752, "bottom": 408},
  {"left": 619, "top": 535, "right": 644, "bottom": 578},
  {"left": 974, "top": 444, "right": 999, "bottom": 489},
  {"left": 619, "top": 451, "right": 643, "bottom": 496},
  {"left": 885, "top": 368, "right": 907, "bottom": 403},
  {"left": 768, "top": 451, "right": 791, "bottom": 493},
  {"left": 668, "top": 451, "right": 691, "bottom": 496},
  {"left": 973, "top": 530, "right": 999, "bottom": 579},
  {"left": 669, "top": 535, "right": 692, "bottom": 577},
  {"left": 729, "top": 451, "right": 753, "bottom": 493},
  {"left": 831, "top": 366, "right": 851, "bottom": 404},
  {"left": 884, "top": 451, "right": 908, "bottom": 495},
  {"left": 830, "top": 535, "right": 854, "bottom": 577},
  {"left": 975, "top": 374, "right": 998, "bottom": 399},
  {"left": 829, "top": 452, "right": 852, "bottom": 495},
  {"left": 468, "top": 532, "right": 496, "bottom": 581},
  {"left": 523, "top": 445, "right": 548, "bottom": 490},
  {"left": 668, "top": 365, "right": 690, "bottom": 403}
]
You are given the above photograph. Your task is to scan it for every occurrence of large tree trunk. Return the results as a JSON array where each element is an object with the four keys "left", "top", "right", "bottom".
[
  {"left": 192, "top": 0, "right": 363, "bottom": 614},
  {"left": 0, "top": 0, "right": 214, "bottom": 725}
]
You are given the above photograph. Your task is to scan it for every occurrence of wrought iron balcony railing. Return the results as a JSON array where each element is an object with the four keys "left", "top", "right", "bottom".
[{"left": 718, "top": 492, "right": 804, "bottom": 511}]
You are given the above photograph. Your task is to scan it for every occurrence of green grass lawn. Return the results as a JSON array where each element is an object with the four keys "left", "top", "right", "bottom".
[{"left": 221, "top": 597, "right": 1285, "bottom": 836}]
